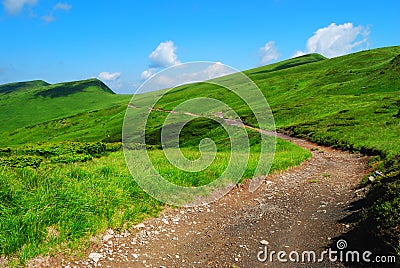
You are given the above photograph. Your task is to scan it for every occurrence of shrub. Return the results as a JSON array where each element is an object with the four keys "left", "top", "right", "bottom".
[
  {"left": 50, "top": 154, "right": 92, "bottom": 164},
  {"left": 0, "top": 155, "right": 42, "bottom": 168}
]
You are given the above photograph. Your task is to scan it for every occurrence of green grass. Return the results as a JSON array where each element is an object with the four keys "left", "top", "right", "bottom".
[
  {"left": 146, "top": 46, "right": 400, "bottom": 160},
  {"left": 0, "top": 151, "right": 163, "bottom": 264},
  {"left": 0, "top": 139, "right": 310, "bottom": 265},
  {"left": 1, "top": 45, "right": 400, "bottom": 263},
  {"left": 0, "top": 105, "right": 128, "bottom": 146}
]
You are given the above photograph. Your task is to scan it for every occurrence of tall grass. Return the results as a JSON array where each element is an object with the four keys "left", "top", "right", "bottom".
[
  {"left": 0, "top": 152, "right": 163, "bottom": 264},
  {"left": 0, "top": 139, "right": 310, "bottom": 265}
]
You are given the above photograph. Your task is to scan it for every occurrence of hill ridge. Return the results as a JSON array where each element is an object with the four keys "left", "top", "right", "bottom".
[
  {"left": 0, "top": 78, "right": 130, "bottom": 133},
  {"left": 0, "top": 80, "right": 50, "bottom": 94}
]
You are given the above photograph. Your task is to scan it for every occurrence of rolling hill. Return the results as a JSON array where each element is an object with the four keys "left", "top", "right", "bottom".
[
  {"left": 0, "top": 46, "right": 399, "bottom": 264},
  {"left": 0, "top": 78, "right": 131, "bottom": 133},
  {"left": 3, "top": 47, "right": 399, "bottom": 155}
]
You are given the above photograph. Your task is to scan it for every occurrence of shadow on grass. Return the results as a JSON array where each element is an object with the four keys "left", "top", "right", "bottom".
[
  {"left": 252, "top": 54, "right": 326, "bottom": 75},
  {"left": 0, "top": 80, "right": 49, "bottom": 94},
  {"left": 34, "top": 79, "right": 113, "bottom": 98}
]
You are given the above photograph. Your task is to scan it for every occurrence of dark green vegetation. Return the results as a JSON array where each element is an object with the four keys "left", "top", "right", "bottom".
[{"left": 0, "top": 46, "right": 399, "bottom": 264}]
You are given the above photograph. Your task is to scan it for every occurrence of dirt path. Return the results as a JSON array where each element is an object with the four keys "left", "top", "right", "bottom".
[{"left": 34, "top": 132, "right": 370, "bottom": 268}]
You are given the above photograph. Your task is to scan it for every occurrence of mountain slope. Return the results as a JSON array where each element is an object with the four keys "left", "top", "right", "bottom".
[
  {"left": 0, "top": 80, "right": 50, "bottom": 94},
  {"left": 0, "top": 105, "right": 127, "bottom": 146},
  {"left": 0, "top": 47, "right": 399, "bottom": 153},
  {"left": 246, "top": 52, "right": 326, "bottom": 75},
  {"left": 0, "top": 78, "right": 131, "bottom": 132},
  {"left": 151, "top": 46, "right": 400, "bottom": 158},
  {"left": 0, "top": 46, "right": 399, "bottom": 262}
]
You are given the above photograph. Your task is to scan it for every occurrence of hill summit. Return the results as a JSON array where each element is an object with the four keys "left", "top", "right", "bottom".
[{"left": 0, "top": 78, "right": 130, "bottom": 132}]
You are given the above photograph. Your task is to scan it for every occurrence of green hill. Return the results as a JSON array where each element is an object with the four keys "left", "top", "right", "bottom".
[
  {"left": 0, "top": 80, "right": 50, "bottom": 94},
  {"left": 145, "top": 46, "right": 400, "bottom": 158},
  {"left": 247, "top": 52, "right": 327, "bottom": 75},
  {"left": 0, "top": 78, "right": 131, "bottom": 132},
  {"left": 1, "top": 47, "right": 399, "bottom": 158},
  {"left": 0, "top": 46, "right": 399, "bottom": 264}
]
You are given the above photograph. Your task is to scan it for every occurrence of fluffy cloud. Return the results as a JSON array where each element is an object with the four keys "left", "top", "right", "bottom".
[
  {"left": 293, "top": 23, "right": 370, "bottom": 58},
  {"left": 148, "top": 41, "right": 181, "bottom": 68},
  {"left": 164, "top": 62, "right": 235, "bottom": 86},
  {"left": 138, "top": 62, "right": 236, "bottom": 93},
  {"left": 97, "top": 72, "right": 123, "bottom": 91},
  {"left": 2, "top": 0, "right": 37, "bottom": 14},
  {"left": 141, "top": 41, "right": 181, "bottom": 81},
  {"left": 140, "top": 68, "right": 157, "bottom": 80},
  {"left": 139, "top": 41, "right": 235, "bottom": 92},
  {"left": 259, "top": 41, "right": 280, "bottom": 65},
  {"left": 202, "top": 62, "right": 235, "bottom": 80},
  {"left": 98, "top": 71, "right": 121, "bottom": 81}
]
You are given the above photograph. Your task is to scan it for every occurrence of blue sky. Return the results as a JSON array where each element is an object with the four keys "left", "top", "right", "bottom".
[{"left": 1, "top": 0, "right": 399, "bottom": 93}]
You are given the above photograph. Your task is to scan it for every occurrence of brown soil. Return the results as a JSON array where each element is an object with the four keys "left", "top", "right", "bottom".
[{"left": 31, "top": 134, "right": 371, "bottom": 268}]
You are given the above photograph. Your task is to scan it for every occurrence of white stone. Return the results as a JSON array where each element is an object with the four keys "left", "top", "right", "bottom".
[
  {"left": 135, "top": 223, "right": 145, "bottom": 228},
  {"left": 88, "top": 253, "right": 103, "bottom": 263},
  {"left": 102, "top": 234, "right": 113, "bottom": 242}
]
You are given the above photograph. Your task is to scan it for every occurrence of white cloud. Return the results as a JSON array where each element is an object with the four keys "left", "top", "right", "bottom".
[
  {"left": 292, "top": 50, "right": 306, "bottom": 58},
  {"left": 141, "top": 40, "right": 181, "bottom": 81},
  {"left": 149, "top": 40, "right": 180, "bottom": 68},
  {"left": 203, "top": 62, "right": 234, "bottom": 79},
  {"left": 97, "top": 72, "right": 123, "bottom": 92},
  {"left": 138, "top": 41, "right": 235, "bottom": 91},
  {"left": 140, "top": 68, "right": 157, "bottom": 80},
  {"left": 293, "top": 22, "right": 370, "bottom": 58},
  {"left": 98, "top": 71, "right": 121, "bottom": 81},
  {"left": 165, "top": 62, "right": 235, "bottom": 87},
  {"left": 2, "top": 0, "right": 37, "bottom": 15},
  {"left": 53, "top": 2, "right": 71, "bottom": 11},
  {"left": 259, "top": 41, "right": 280, "bottom": 65},
  {"left": 138, "top": 62, "right": 237, "bottom": 92}
]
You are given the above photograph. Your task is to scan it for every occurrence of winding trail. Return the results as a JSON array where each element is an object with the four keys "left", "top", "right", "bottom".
[{"left": 36, "top": 111, "right": 370, "bottom": 268}]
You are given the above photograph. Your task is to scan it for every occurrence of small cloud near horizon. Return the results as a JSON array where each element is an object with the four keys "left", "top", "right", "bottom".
[
  {"left": 259, "top": 41, "right": 280, "bottom": 65},
  {"left": 292, "top": 22, "right": 370, "bottom": 58},
  {"left": 97, "top": 71, "right": 122, "bottom": 91},
  {"left": 138, "top": 41, "right": 236, "bottom": 92},
  {"left": 98, "top": 71, "right": 121, "bottom": 81},
  {"left": 138, "top": 62, "right": 236, "bottom": 93}
]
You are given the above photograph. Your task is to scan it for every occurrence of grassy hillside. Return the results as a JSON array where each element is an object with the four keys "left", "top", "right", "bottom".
[
  {"left": 0, "top": 105, "right": 127, "bottom": 146},
  {"left": 129, "top": 46, "right": 400, "bottom": 255},
  {"left": 0, "top": 74, "right": 312, "bottom": 264},
  {"left": 0, "top": 46, "right": 399, "bottom": 264},
  {"left": 2, "top": 47, "right": 398, "bottom": 155},
  {"left": 0, "top": 78, "right": 131, "bottom": 132},
  {"left": 153, "top": 46, "right": 400, "bottom": 159}
]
